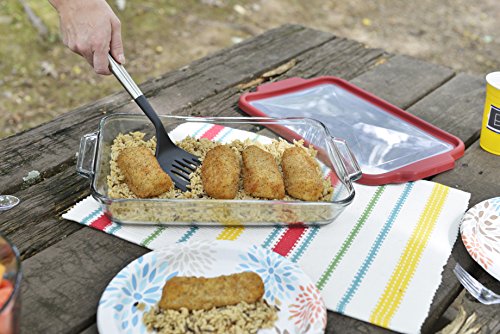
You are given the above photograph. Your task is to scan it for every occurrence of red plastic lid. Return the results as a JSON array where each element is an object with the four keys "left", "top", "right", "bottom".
[{"left": 238, "top": 77, "right": 464, "bottom": 185}]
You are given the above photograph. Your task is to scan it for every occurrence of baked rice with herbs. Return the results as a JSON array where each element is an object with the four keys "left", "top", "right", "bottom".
[
  {"left": 107, "top": 131, "right": 333, "bottom": 201},
  {"left": 143, "top": 300, "right": 278, "bottom": 334}
]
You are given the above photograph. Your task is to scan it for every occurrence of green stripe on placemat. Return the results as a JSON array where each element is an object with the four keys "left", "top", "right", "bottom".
[
  {"left": 317, "top": 186, "right": 387, "bottom": 290},
  {"left": 141, "top": 226, "right": 167, "bottom": 247}
]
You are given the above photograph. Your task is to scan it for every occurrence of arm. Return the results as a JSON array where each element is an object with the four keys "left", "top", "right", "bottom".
[{"left": 49, "top": 0, "right": 125, "bottom": 75}]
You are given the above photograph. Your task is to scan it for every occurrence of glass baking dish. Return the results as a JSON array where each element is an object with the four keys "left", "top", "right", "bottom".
[{"left": 76, "top": 114, "right": 361, "bottom": 226}]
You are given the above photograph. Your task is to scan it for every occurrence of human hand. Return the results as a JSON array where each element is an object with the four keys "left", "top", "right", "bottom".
[{"left": 49, "top": 0, "right": 125, "bottom": 75}]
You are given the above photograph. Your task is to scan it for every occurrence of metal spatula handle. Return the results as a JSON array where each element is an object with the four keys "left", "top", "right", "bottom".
[
  {"left": 107, "top": 54, "right": 201, "bottom": 191},
  {"left": 107, "top": 54, "right": 142, "bottom": 99},
  {"left": 107, "top": 54, "right": 169, "bottom": 140}
]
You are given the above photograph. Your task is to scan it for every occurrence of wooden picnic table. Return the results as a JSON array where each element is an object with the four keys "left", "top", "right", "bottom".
[{"left": 1, "top": 24, "right": 499, "bottom": 334}]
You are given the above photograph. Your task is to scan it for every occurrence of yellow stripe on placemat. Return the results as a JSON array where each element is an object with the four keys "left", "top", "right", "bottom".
[
  {"left": 216, "top": 226, "right": 245, "bottom": 240},
  {"left": 369, "top": 183, "right": 450, "bottom": 328}
]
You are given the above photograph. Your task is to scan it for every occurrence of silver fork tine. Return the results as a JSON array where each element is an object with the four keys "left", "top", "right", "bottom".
[{"left": 454, "top": 263, "right": 500, "bottom": 305}]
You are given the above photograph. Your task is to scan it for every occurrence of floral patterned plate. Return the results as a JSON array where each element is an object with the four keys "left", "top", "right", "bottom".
[
  {"left": 97, "top": 240, "right": 327, "bottom": 334},
  {"left": 460, "top": 197, "right": 500, "bottom": 281}
]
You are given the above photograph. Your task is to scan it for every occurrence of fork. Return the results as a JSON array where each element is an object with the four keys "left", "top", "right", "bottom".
[
  {"left": 453, "top": 263, "right": 500, "bottom": 305},
  {"left": 108, "top": 54, "right": 200, "bottom": 191}
]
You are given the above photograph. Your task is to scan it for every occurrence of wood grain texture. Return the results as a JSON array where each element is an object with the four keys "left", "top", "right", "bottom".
[
  {"left": 0, "top": 168, "right": 88, "bottom": 258},
  {"left": 407, "top": 73, "right": 485, "bottom": 146},
  {"left": 421, "top": 240, "right": 478, "bottom": 333},
  {"left": 433, "top": 142, "right": 500, "bottom": 206},
  {"left": 438, "top": 266, "right": 500, "bottom": 334},
  {"left": 188, "top": 36, "right": 388, "bottom": 117},
  {"left": 79, "top": 324, "right": 97, "bottom": 334},
  {"left": 351, "top": 55, "right": 455, "bottom": 109},
  {"left": 20, "top": 227, "right": 148, "bottom": 334},
  {"left": 326, "top": 312, "right": 394, "bottom": 334}
]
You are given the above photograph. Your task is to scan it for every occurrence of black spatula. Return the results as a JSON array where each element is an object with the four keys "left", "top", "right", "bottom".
[{"left": 108, "top": 54, "right": 200, "bottom": 191}]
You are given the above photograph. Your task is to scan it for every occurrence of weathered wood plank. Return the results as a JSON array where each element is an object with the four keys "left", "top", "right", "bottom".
[
  {"left": 17, "top": 51, "right": 460, "bottom": 333},
  {"left": 0, "top": 168, "right": 88, "bottom": 258},
  {"left": 421, "top": 241, "right": 478, "bottom": 333},
  {"left": 433, "top": 142, "right": 500, "bottom": 207},
  {"left": 0, "top": 24, "right": 334, "bottom": 195},
  {"left": 407, "top": 73, "right": 485, "bottom": 146},
  {"left": 79, "top": 324, "right": 97, "bottom": 334},
  {"left": 282, "top": 38, "right": 388, "bottom": 79},
  {"left": 191, "top": 37, "right": 388, "bottom": 118},
  {"left": 437, "top": 266, "right": 500, "bottom": 334},
  {"left": 21, "top": 227, "right": 148, "bottom": 334},
  {"left": 351, "top": 55, "right": 455, "bottom": 109},
  {"left": 326, "top": 313, "right": 393, "bottom": 334}
]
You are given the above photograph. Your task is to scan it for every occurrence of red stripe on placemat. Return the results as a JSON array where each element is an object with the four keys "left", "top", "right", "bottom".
[
  {"left": 200, "top": 124, "right": 225, "bottom": 140},
  {"left": 272, "top": 226, "right": 307, "bottom": 257},
  {"left": 89, "top": 214, "right": 112, "bottom": 231}
]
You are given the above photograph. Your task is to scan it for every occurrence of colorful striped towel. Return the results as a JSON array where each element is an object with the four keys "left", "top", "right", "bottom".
[{"left": 64, "top": 123, "right": 470, "bottom": 334}]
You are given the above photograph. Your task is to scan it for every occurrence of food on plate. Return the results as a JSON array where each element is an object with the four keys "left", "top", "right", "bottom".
[
  {"left": 117, "top": 146, "right": 173, "bottom": 198},
  {"left": 242, "top": 145, "right": 285, "bottom": 199},
  {"left": 159, "top": 272, "right": 264, "bottom": 310},
  {"left": 143, "top": 271, "right": 277, "bottom": 334},
  {"left": 144, "top": 299, "right": 277, "bottom": 334},
  {"left": 201, "top": 145, "right": 241, "bottom": 199},
  {"left": 282, "top": 146, "right": 323, "bottom": 201}
]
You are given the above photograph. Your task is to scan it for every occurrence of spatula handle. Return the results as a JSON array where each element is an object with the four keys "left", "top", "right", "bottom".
[
  {"left": 107, "top": 54, "right": 173, "bottom": 147},
  {"left": 107, "top": 54, "right": 142, "bottom": 99}
]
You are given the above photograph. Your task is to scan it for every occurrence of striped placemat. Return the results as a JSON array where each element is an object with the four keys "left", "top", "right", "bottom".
[{"left": 64, "top": 123, "right": 470, "bottom": 334}]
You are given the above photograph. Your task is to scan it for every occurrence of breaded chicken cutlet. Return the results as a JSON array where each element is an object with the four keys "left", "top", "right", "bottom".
[
  {"left": 281, "top": 146, "right": 323, "bottom": 201},
  {"left": 201, "top": 145, "right": 241, "bottom": 199},
  {"left": 242, "top": 145, "right": 285, "bottom": 199},
  {"left": 117, "top": 146, "right": 173, "bottom": 198},
  {"left": 159, "top": 272, "right": 264, "bottom": 311}
]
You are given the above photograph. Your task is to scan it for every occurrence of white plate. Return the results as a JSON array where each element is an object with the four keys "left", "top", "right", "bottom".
[
  {"left": 460, "top": 197, "right": 500, "bottom": 281},
  {"left": 97, "top": 240, "right": 327, "bottom": 334}
]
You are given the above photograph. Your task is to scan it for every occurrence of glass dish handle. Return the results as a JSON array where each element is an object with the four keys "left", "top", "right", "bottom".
[
  {"left": 331, "top": 137, "right": 362, "bottom": 182},
  {"left": 77, "top": 132, "right": 98, "bottom": 178}
]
